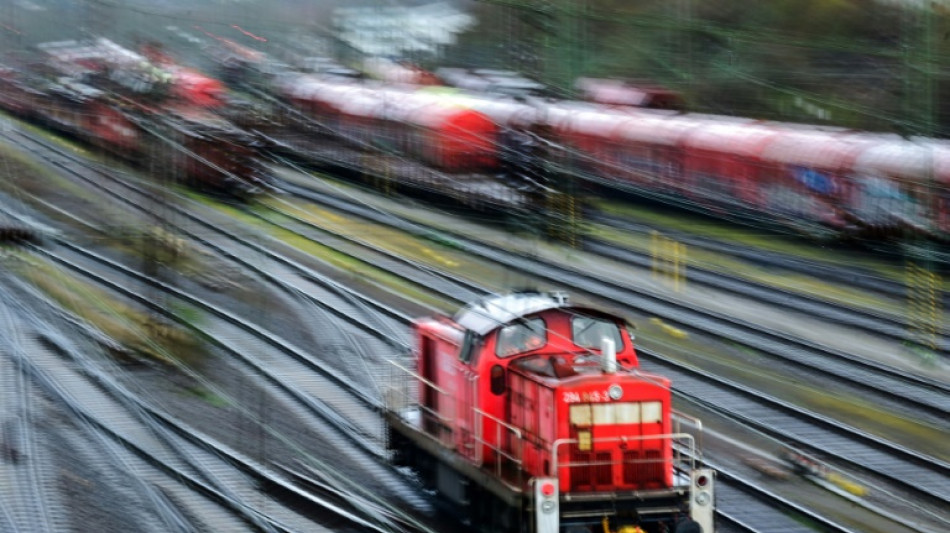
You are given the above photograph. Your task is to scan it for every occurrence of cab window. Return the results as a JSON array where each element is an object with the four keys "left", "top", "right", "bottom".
[
  {"left": 571, "top": 316, "right": 622, "bottom": 349},
  {"left": 459, "top": 330, "right": 480, "bottom": 364},
  {"left": 495, "top": 318, "right": 547, "bottom": 357}
]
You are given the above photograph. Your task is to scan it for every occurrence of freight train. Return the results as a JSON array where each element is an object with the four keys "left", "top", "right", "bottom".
[
  {"left": 259, "top": 65, "right": 949, "bottom": 243},
  {"left": 0, "top": 39, "right": 266, "bottom": 198},
  {"left": 385, "top": 292, "right": 714, "bottom": 533},
  {"left": 255, "top": 73, "right": 551, "bottom": 214}
]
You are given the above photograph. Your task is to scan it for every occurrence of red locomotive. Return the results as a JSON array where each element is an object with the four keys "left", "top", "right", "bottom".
[{"left": 385, "top": 292, "right": 714, "bottom": 533}]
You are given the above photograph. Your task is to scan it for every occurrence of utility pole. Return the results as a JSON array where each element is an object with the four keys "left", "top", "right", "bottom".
[{"left": 902, "top": 4, "right": 942, "bottom": 362}]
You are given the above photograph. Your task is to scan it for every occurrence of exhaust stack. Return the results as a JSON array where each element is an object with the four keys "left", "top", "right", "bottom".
[{"left": 601, "top": 338, "right": 617, "bottom": 373}]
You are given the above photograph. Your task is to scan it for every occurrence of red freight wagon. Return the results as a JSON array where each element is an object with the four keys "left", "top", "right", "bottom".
[{"left": 680, "top": 122, "right": 779, "bottom": 209}]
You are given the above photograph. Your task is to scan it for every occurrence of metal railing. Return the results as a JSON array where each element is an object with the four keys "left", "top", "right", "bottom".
[
  {"left": 672, "top": 410, "right": 704, "bottom": 461},
  {"left": 387, "top": 360, "right": 455, "bottom": 447},
  {"left": 387, "top": 360, "right": 526, "bottom": 487},
  {"left": 472, "top": 406, "right": 524, "bottom": 477},
  {"left": 387, "top": 361, "right": 702, "bottom": 493}
]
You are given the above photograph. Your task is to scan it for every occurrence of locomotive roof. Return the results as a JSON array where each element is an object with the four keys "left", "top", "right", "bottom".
[{"left": 454, "top": 292, "right": 615, "bottom": 336}]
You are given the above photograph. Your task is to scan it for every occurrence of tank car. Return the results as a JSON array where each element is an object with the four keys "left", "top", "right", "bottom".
[
  {"left": 385, "top": 291, "right": 714, "bottom": 533},
  {"left": 8, "top": 76, "right": 144, "bottom": 159},
  {"left": 260, "top": 57, "right": 950, "bottom": 243},
  {"left": 269, "top": 76, "right": 541, "bottom": 212},
  {"left": 148, "top": 106, "right": 267, "bottom": 198}
]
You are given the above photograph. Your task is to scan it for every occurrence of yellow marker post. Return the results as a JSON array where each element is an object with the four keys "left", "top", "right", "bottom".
[
  {"left": 650, "top": 231, "right": 687, "bottom": 292},
  {"left": 907, "top": 262, "right": 941, "bottom": 356},
  {"left": 651, "top": 230, "right": 660, "bottom": 279}
]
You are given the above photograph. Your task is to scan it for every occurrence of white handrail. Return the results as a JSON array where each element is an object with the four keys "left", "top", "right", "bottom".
[
  {"left": 473, "top": 407, "right": 524, "bottom": 472},
  {"left": 389, "top": 360, "right": 527, "bottom": 478},
  {"left": 389, "top": 360, "right": 449, "bottom": 396},
  {"left": 474, "top": 408, "right": 524, "bottom": 442},
  {"left": 388, "top": 360, "right": 455, "bottom": 446}
]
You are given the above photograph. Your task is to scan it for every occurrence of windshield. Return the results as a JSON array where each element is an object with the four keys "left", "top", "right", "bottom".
[
  {"left": 495, "top": 318, "right": 547, "bottom": 357},
  {"left": 571, "top": 315, "right": 623, "bottom": 349}
]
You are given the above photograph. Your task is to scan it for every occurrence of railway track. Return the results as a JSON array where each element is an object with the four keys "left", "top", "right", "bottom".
[
  {"left": 0, "top": 280, "right": 254, "bottom": 532},
  {"left": 0, "top": 292, "right": 64, "bottom": 533},
  {"left": 581, "top": 233, "right": 949, "bottom": 351},
  {"left": 6, "top": 240, "right": 439, "bottom": 532},
  {"left": 275, "top": 178, "right": 950, "bottom": 423},
  {"left": 22, "top": 241, "right": 436, "bottom": 531},
  {"left": 641, "top": 351, "right": 950, "bottom": 517},
  {"left": 4, "top": 124, "right": 945, "bottom": 531},
  {"left": 711, "top": 464, "right": 856, "bottom": 533},
  {"left": 588, "top": 212, "right": 949, "bottom": 308},
  {"left": 1, "top": 128, "right": 442, "bottom": 531}
]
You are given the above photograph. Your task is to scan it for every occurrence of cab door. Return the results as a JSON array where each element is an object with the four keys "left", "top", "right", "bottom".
[
  {"left": 455, "top": 332, "right": 480, "bottom": 462},
  {"left": 418, "top": 335, "right": 440, "bottom": 436},
  {"left": 455, "top": 367, "right": 479, "bottom": 462}
]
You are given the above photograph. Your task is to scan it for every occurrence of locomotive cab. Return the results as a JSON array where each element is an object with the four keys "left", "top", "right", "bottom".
[{"left": 386, "top": 292, "right": 714, "bottom": 533}]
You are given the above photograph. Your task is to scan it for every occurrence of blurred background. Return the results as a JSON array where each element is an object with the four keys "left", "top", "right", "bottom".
[{"left": 3, "top": 0, "right": 947, "bottom": 136}]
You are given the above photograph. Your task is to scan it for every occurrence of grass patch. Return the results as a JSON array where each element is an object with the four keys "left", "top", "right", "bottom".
[
  {"left": 197, "top": 197, "right": 478, "bottom": 311},
  {"left": 185, "top": 385, "right": 230, "bottom": 408},
  {"left": 13, "top": 117, "right": 97, "bottom": 156},
  {"left": 170, "top": 301, "right": 204, "bottom": 329},
  {"left": 12, "top": 253, "right": 206, "bottom": 365},
  {"left": 590, "top": 209, "right": 909, "bottom": 314},
  {"left": 662, "top": 337, "right": 950, "bottom": 461},
  {"left": 0, "top": 144, "right": 92, "bottom": 199},
  {"left": 806, "top": 391, "right": 949, "bottom": 461}
]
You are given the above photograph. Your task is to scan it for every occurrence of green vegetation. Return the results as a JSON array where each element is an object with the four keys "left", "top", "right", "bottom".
[
  {"left": 590, "top": 200, "right": 912, "bottom": 313},
  {"left": 0, "top": 143, "right": 92, "bottom": 200},
  {"left": 185, "top": 385, "right": 230, "bottom": 408},
  {"left": 449, "top": 0, "right": 949, "bottom": 135},
  {"left": 199, "top": 197, "right": 456, "bottom": 310},
  {"left": 12, "top": 253, "right": 205, "bottom": 365},
  {"left": 661, "top": 336, "right": 950, "bottom": 461}
]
